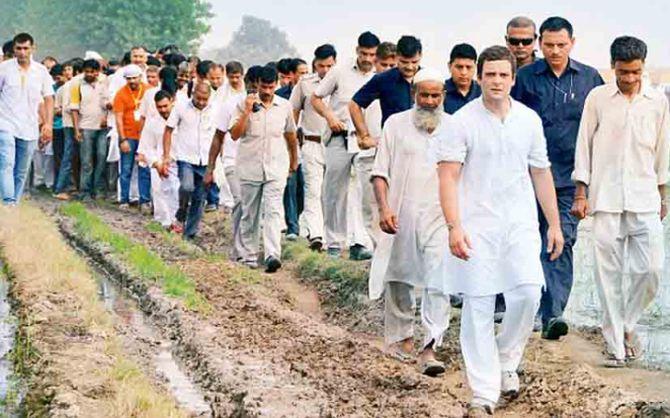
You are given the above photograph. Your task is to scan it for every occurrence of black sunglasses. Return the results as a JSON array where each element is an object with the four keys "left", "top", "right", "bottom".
[{"left": 506, "top": 37, "right": 535, "bottom": 46}]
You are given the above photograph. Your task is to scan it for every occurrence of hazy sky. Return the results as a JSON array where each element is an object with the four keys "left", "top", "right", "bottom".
[{"left": 201, "top": 0, "right": 670, "bottom": 73}]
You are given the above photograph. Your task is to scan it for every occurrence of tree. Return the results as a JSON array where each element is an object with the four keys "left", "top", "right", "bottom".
[
  {"left": 0, "top": 0, "right": 212, "bottom": 60},
  {"left": 209, "top": 15, "right": 298, "bottom": 67}
]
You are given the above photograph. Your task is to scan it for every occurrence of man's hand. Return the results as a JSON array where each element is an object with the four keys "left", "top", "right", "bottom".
[
  {"left": 358, "top": 135, "right": 378, "bottom": 150},
  {"left": 244, "top": 93, "right": 259, "bottom": 113},
  {"left": 74, "top": 129, "right": 83, "bottom": 143},
  {"left": 379, "top": 207, "right": 399, "bottom": 234},
  {"left": 203, "top": 169, "right": 214, "bottom": 187},
  {"left": 449, "top": 225, "right": 472, "bottom": 261},
  {"left": 289, "top": 160, "right": 298, "bottom": 173},
  {"left": 546, "top": 225, "right": 565, "bottom": 261},
  {"left": 119, "top": 139, "right": 131, "bottom": 154},
  {"left": 40, "top": 124, "right": 53, "bottom": 143},
  {"left": 570, "top": 196, "right": 588, "bottom": 220},
  {"left": 326, "top": 115, "right": 346, "bottom": 133}
]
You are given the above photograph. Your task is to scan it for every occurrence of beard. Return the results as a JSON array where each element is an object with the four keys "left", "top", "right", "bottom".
[{"left": 412, "top": 105, "right": 442, "bottom": 132}]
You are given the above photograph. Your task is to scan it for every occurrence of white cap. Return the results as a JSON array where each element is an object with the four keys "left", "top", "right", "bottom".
[
  {"left": 413, "top": 68, "right": 444, "bottom": 85},
  {"left": 123, "top": 64, "right": 142, "bottom": 78},
  {"left": 84, "top": 50, "right": 103, "bottom": 61}
]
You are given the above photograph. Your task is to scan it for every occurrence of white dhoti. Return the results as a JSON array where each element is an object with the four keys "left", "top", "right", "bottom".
[
  {"left": 461, "top": 284, "right": 541, "bottom": 405},
  {"left": 592, "top": 211, "right": 664, "bottom": 360},
  {"left": 150, "top": 165, "right": 179, "bottom": 227}
]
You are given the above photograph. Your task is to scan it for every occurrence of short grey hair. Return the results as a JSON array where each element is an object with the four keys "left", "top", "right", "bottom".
[{"left": 506, "top": 16, "right": 536, "bottom": 32}]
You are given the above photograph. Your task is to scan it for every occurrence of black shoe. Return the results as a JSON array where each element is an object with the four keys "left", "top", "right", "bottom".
[
  {"left": 449, "top": 294, "right": 463, "bottom": 309},
  {"left": 309, "top": 237, "right": 323, "bottom": 252},
  {"left": 265, "top": 256, "right": 282, "bottom": 273},
  {"left": 541, "top": 317, "right": 569, "bottom": 340},
  {"left": 349, "top": 244, "right": 372, "bottom": 261}
]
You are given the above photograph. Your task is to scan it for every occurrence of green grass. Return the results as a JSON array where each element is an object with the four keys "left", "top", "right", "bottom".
[
  {"left": 60, "top": 202, "right": 210, "bottom": 313},
  {"left": 144, "top": 221, "right": 200, "bottom": 256},
  {"left": 282, "top": 240, "right": 369, "bottom": 309}
]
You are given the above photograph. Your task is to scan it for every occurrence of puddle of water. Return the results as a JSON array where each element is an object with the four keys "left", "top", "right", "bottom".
[
  {"left": 0, "top": 273, "right": 22, "bottom": 416},
  {"left": 565, "top": 218, "right": 670, "bottom": 370},
  {"left": 98, "top": 274, "right": 210, "bottom": 414}
]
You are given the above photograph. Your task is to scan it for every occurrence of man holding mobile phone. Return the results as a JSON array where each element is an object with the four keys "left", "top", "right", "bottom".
[{"left": 228, "top": 66, "right": 299, "bottom": 273}]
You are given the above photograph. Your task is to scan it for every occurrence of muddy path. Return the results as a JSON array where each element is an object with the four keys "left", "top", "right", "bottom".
[{"left": 32, "top": 196, "right": 670, "bottom": 417}]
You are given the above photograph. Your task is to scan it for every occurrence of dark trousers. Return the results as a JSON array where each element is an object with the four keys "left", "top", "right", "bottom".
[
  {"left": 176, "top": 161, "right": 207, "bottom": 238},
  {"left": 52, "top": 128, "right": 64, "bottom": 179},
  {"left": 539, "top": 186, "right": 579, "bottom": 325},
  {"left": 207, "top": 183, "right": 220, "bottom": 206},
  {"left": 283, "top": 164, "right": 304, "bottom": 235}
]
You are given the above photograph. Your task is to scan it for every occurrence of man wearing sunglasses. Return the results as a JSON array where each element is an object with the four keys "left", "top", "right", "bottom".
[
  {"left": 505, "top": 16, "right": 538, "bottom": 68},
  {"left": 512, "top": 16, "right": 604, "bottom": 341}
]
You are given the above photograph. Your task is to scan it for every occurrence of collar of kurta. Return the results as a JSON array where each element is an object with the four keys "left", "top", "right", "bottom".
[
  {"left": 187, "top": 100, "right": 212, "bottom": 112},
  {"left": 259, "top": 95, "right": 282, "bottom": 109}
]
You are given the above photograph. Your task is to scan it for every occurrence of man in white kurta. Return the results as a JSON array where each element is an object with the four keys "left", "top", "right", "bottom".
[
  {"left": 138, "top": 90, "right": 179, "bottom": 229},
  {"left": 370, "top": 69, "right": 450, "bottom": 377},
  {"left": 571, "top": 36, "right": 670, "bottom": 367},
  {"left": 434, "top": 46, "right": 563, "bottom": 415}
]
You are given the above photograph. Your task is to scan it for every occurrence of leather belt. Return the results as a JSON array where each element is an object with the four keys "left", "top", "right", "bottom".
[{"left": 304, "top": 135, "right": 321, "bottom": 143}]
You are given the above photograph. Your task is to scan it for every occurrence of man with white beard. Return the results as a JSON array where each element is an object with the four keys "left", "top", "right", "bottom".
[
  {"left": 370, "top": 68, "right": 450, "bottom": 376},
  {"left": 434, "top": 46, "right": 563, "bottom": 416}
]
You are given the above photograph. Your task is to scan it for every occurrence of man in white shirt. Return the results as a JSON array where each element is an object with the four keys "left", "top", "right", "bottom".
[
  {"left": 162, "top": 83, "right": 214, "bottom": 239},
  {"left": 205, "top": 65, "right": 260, "bottom": 262},
  {"left": 229, "top": 66, "right": 298, "bottom": 273},
  {"left": 311, "top": 31, "right": 379, "bottom": 260},
  {"left": 571, "top": 36, "right": 670, "bottom": 367},
  {"left": 288, "top": 44, "right": 337, "bottom": 251},
  {"left": 371, "top": 68, "right": 450, "bottom": 376},
  {"left": 138, "top": 90, "right": 179, "bottom": 230},
  {"left": 0, "top": 33, "right": 54, "bottom": 205},
  {"left": 434, "top": 46, "right": 564, "bottom": 415}
]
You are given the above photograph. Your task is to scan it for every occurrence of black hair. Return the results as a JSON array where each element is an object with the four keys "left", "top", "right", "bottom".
[
  {"left": 539, "top": 16, "right": 574, "bottom": 38},
  {"left": 196, "top": 60, "right": 213, "bottom": 78},
  {"left": 2, "top": 40, "right": 13, "bottom": 56},
  {"left": 108, "top": 58, "right": 120, "bottom": 67},
  {"left": 259, "top": 66, "right": 278, "bottom": 84},
  {"left": 225, "top": 61, "right": 244, "bottom": 75},
  {"left": 147, "top": 55, "right": 161, "bottom": 66},
  {"left": 450, "top": 43, "right": 477, "bottom": 63},
  {"left": 154, "top": 89, "right": 173, "bottom": 102},
  {"left": 265, "top": 61, "right": 277, "bottom": 71},
  {"left": 314, "top": 44, "right": 337, "bottom": 60},
  {"left": 396, "top": 35, "right": 422, "bottom": 57},
  {"left": 159, "top": 44, "right": 180, "bottom": 55},
  {"left": 50, "top": 64, "right": 64, "bottom": 77},
  {"left": 163, "top": 53, "right": 186, "bottom": 68},
  {"left": 276, "top": 58, "right": 293, "bottom": 75},
  {"left": 288, "top": 58, "right": 307, "bottom": 72},
  {"left": 67, "top": 58, "right": 85, "bottom": 75},
  {"left": 477, "top": 45, "right": 517, "bottom": 77},
  {"left": 121, "top": 51, "right": 131, "bottom": 66},
  {"left": 82, "top": 59, "right": 100, "bottom": 71},
  {"left": 12, "top": 33, "right": 34, "bottom": 46},
  {"left": 358, "top": 31, "right": 380, "bottom": 48},
  {"left": 610, "top": 36, "right": 647, "bottom": 64},
  {"left": 159, "top": 66, "right": 178, "bottom": 96},
  {"left": 245, "top": 65, "right": 263, "bottom": 84},
  {"left": 376, "top": 42, "right": 397, "bottom": 59}
]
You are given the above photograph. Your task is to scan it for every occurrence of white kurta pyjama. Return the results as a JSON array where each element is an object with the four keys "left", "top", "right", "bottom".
[
  {"left": 370, "top": 109, "right": 451, "bottom": 348},
  {"left": 432, "top": 98, "right": 550, "bottom": 406},
  {"left": 138, "top": 116, "right": 178, "bottom": 227}
]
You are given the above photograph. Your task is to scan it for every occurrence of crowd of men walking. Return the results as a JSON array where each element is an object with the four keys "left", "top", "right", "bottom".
[{"left": 1, "top": 14, "right": 668, "bottom": 417}]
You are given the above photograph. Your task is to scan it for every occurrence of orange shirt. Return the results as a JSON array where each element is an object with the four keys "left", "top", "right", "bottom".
[{"left": 113, "top": 83, "right": 148, "bottom": 139}]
